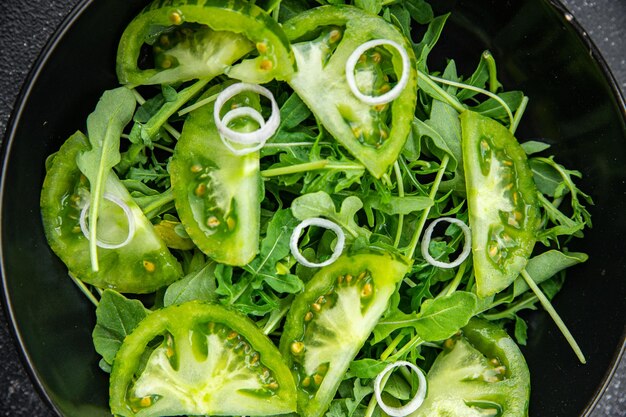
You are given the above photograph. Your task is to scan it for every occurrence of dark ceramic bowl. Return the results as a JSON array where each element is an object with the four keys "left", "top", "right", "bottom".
[{"left": 1, "top": 0, "right": 625, "bottom": 416}]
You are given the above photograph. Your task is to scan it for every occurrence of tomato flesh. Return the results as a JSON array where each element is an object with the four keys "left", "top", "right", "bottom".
[
  {"left": 461, "top": 111, "right": 540, "bottom": 298},
  {"left": 110, "top": 301, "right": 297, "bottom": 416},
  {"left": 280, "top": 249, "right": 411, "bottom": 417}
]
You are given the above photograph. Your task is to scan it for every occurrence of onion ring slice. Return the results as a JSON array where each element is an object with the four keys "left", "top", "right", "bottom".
[
  {"left": 290, "top": 218, "right": 345, "bottom": 268},
  {"left": 79, "top": 193, "right": 136, "bottom": 250},
  {"left": 421, "top": 217, "right": 471, "bottom": 268},
  {"left": 374, "top": 361, "right": 427, "bottom": 417},
  {"left": 345, "top": 39, "right": 411, "bottom": 106}
]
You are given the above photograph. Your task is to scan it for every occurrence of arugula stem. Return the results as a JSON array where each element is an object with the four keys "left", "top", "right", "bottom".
[
  {"left": 427, "top": 73, "right": 514, "bottom": 130},
  {"left": 178, "top": 93, "right": 219, "bottom": 116},
  {"left": 482, "top": 51, "right": 499, "bottom": 93},
  {"left": 381, "top": 334, "right": 405, "bottom": 361},
  {"left": 261, "top": 160, "right": 329, "bottom": 177},
  {"left": 520, "top": 269, "right": 586, "bottom": 364},
  {"left": 389, "top": 334, "right": 424, "bottom": 361},
  {"left": 510, "top": 96, "right": 529, "bottom": 135},
  {"left": 417, "top": 71, "right": 465, "bottom": 113},
  {"left": 393, "top": 161, "right": 405, "bottom": 248},
  {"left": 152, "top": 143, "right": 175, "bottom": 153},
  {"left": 68, "top": 273, "right": 99, "bottom": 307},
  {"left": 140, "top": 188, "right": 175, "bottom": 220},
  {"left": 405, "top": 155, "right": 449, "bottom": 259},
  {"left": 263, "top": 141, "right": 331, "bottom": 148},
  {"left": 142, "top": 79, "right": 210, "bottom": 140},
  {"left": 445, "top": 261, "right": 467, "bottom": 296}
]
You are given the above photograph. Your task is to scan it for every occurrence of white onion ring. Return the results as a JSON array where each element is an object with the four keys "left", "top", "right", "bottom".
[
  {"left": 290, "top": 218, "right": 345, "bottom": 268},
  {"left": 374, "top": 361, "right": 427, "bottom": 417},
  {"left": 421, "top": 217, "right": 471, "bottom": 269},
  {"left": 345, "top": 39, "right": 411, "bottom": 106},
  {"left": 214, "top": 83, "right": 280, "bottom": 145},
  {"left": 79, "top": 193, "right": 136, "bottom": 250},
  {"left": 218, "top": 107, "right": 267, "bottom": 155}
]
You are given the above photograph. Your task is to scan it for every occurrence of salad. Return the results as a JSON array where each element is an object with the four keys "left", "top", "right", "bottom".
[{"left": 39, "top": 0, "right": 593, "bottom": 416}]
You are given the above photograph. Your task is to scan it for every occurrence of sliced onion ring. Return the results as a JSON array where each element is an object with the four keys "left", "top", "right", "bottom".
[
  {"left": 421, "top": 217, "right": 471, "bottom": 269},
  {"left": 374, "top": 361, "right": 427, "bottom": 417},
  {"left": 345, "top": 39, "right": 411, "bottom": 106},
  {"left": 218, "top": 107, "right": 267, "bottom": 155},
  {"left": 79, "top": 193, "right": 136, "bottom": 250},
  {"left": 290, "top": 218, "right": 345, "bottom": 268},
  {"left": 214, "top": 82, "right": 280, "bottom": 145}
]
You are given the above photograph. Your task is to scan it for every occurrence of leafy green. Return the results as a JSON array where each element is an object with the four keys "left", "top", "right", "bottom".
[
  {"left": 76, "top": 87, "right": 136, "bottom": 271},
  {"left": 163, "top": 262, "right": 218, "bottom": 306},
  {"left": 291, "top": 191, "right": 371, "bottom": 240},
  {"left": 92, "top": 290, "right": 149, "bottom": 366}
]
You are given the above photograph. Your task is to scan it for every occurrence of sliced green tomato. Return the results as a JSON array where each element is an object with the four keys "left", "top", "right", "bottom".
[
  {"left": 170, "top": 88, "right": 261, "bottom": 266},
  {"left": 282, "top": 6, "right": 417, "bottom": 178},
  {"left": 40, "top": 132, "right": 182, "bottom": 293},
  {"left": 279, "top": 249, "right": 411, "bottom": 417},
  {"left": 461, "top": 111, "right": 540, "bottom": 298},
  {"left": 409, "top": 319, "right": 530, "bottom": 417},
  {"left": 110, "top": 301, "right": 297, "bottom": 417},
  {"left": 117, "top": 0, "right": 294, "bottom": 85}
]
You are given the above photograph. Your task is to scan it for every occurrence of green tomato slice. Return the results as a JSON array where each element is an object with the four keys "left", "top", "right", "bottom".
[
  {"left": 280, "top": 249, "right": 411, "bottom": 417},
  {"left": 461, "top": 111, "right": 540, "bottom": 298},
  {"left": 282, "top": 6, "right": 417, "bottom": 178},
  {"left": 409, "top": 319, "right": 530, "bottom": 417},
  {"left": 110, "top": 301, "right": 296, "bottom": 417},
  {"left": 117, "top": 0, "right": 294, "bottom": 85},
  {"left": 170, "top": 87, "right": 261, "bottom": 266},
  {"left": 40, "top": 132, "right": 182, "bottom": 293}
]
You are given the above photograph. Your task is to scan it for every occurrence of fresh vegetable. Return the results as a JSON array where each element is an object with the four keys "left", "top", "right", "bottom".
[
  {"left": 408, "top": 319, "right": 530, "bottom": 417},
  {"left": 282, "top": 6, "right": 418, "bottom": 178},
  {"left": 461, "top": 111, "right": 540, "bottom": 298},
  {"left": 39, "top": 0, "right": 595, "bottom": 415},
  {"left": 41, "top": 132, "right": 182, "bottom": 293},
  {"left": 169, "top": 86, "right": 261, "bottom": 266},
  {"left": 116, "top": 0, "right": 294, "bottom": 85},
  {"left": 110, "top": 301, "right": 297, "bottom": 416},
  {"left": 279, "top": 249, "right": 411, "bottom": 417}
]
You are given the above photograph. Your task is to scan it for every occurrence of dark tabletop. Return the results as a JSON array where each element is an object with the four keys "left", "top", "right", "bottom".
[{"left": 0, "top": 0, "right": 624, "bottom": 416}]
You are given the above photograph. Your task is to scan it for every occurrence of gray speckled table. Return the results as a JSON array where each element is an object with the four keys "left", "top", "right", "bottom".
[{"left": 0, "top": 0, "right": 624, "bottom": 416}]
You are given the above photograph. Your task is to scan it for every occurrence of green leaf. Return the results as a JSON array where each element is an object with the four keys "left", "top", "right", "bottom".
[
  {"left": 92, "top": 290, "right": 149, "bottom": 365},
  {"left": 374, "top": 292, "right": 477, "bottom": 342},
  {"left": 414, "top": 13, "right": 449, "bottom": 71},
  {"left": 521, "top": 140, "right": 551, "bottom": 155},
  {"left": 244, "top": 209, "right": 304, "bottom": 294},
  {"left": 512, "top": 250, "right": 588, "bottom": 296},
  {"left": 469, "top": 91, "right": 524, "bottom": 120},
  {"left": 514, "top": 315, "right": 528, "bottom": 345},
  {"left": 404, "top": 0, "right": 433, "bottom": 24},
  {"left": 355, "top": 0, "right": 382, "bottom": 14},
  {"left": 348, "top": 359, "right": 388, "bottom": 379},
  {"left": 291, "top": 191, "right": 371, "bottom": 240},
  {"left": 278, "top": 93, "right": 311, "bottom": 130},
  {"left": 366, "top": 195, "right": 433, "bottom": 215},
  {"left": 163, "top": 262, "right": 217, "bottom": 306},
  {"left": 76, "top": 87, "right": 136, "bottom": 271}
]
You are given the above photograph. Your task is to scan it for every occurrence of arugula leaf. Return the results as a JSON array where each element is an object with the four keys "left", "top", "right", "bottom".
[
  {"left": 512, "top": 250, "right": 587, "bottom": 297},
  {"left": 355, "top": 0, "right": 382, "bottom": 16},
  {"left": 92, "top": 290, "right": 149, "bottom": 366},
  {"left": 163, "top": 262, "right": 217, "bottom": 306},
  {"left": 404, "top": 0, "right": 434, "bottom": 24},
  {"left": 244, "top": 209, "right": 304, "bottom": 294},
  {"left": 291, "top": 191, "right": 371, "bottom": 240},
  {"left": 365, "top": 195, "right": 433, "bottom": 215},
  {"left": 76, "top": 87, "right": 136, "bottom": 271},
  {"left": 522, "top": 140, "right": 551, "bottom": 155},
  {"left": 374, "top": 291, "right": 477, "bottom": 343}
]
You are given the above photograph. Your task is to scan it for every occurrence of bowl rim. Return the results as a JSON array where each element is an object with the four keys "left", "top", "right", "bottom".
[{"left": 0, "top": 0, "right": 624, "bottom": 416}]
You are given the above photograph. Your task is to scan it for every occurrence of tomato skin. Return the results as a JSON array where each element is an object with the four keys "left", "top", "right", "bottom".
[
  {"left": 169, "top": 88, "right": 261, "bottom": 266},
  {"left": 461, "top": 111, "right": 540, "bottom": 298},
  {"left": 282, "top": 6, "right": 418, "bottom": 179},
  {"left": 279, "top": 249, "right": 411, "bottom": 417},
  {"left": 109, "top": 301, "right": 297, "bottom": 417},
  {"left": 40, "top": 132, "right": 182, "bottom": 293},
  {"left": 117, "top": 0, "right": 295, "bottom": 85},
  {"left": 409, "top": 318, "right": 530, "bottom": 417}
]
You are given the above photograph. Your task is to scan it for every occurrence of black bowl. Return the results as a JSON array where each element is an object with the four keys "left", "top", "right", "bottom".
[{"left": 1, "top": 0, "right": 625, "bottom": 416}]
